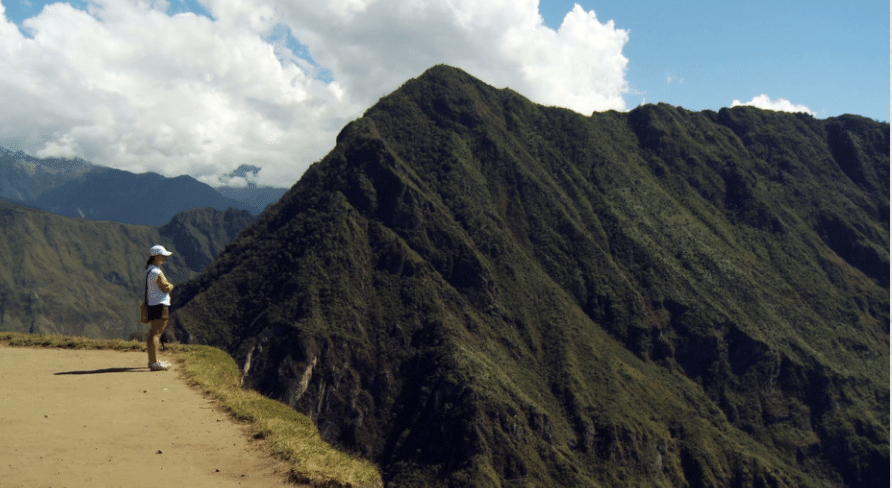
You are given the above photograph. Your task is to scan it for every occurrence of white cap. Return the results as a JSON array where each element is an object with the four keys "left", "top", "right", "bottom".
[{"left": 149, "top": 245, "right": 173, "bottom": 257}]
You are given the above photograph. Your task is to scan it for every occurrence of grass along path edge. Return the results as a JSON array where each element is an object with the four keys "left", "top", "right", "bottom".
[{"left": 0, "top": 332, "right": 383, "bottom": 488}]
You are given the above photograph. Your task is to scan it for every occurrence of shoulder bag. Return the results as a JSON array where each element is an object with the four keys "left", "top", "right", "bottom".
[{"left": 140, "top": 269, "right": 150, "bottom": 324}]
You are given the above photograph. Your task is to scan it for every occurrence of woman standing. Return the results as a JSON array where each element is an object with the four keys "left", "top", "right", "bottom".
[{"left": 146, "top": 245, "right": 175, "bottom": 371}]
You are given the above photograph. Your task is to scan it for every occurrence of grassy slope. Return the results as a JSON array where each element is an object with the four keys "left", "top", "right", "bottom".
[
  {"left": 0, "top": 331, "right": 382, "bottom": 488},
  {"left": 0, "top": 202, "right": 254, "bottom": 340},
  {"left": 0, "top": 202, "right": 170, "bottom": 339}
]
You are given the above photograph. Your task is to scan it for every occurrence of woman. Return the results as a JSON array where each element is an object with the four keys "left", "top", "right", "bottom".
[{"left": 145, "top": 244, "right": 175, "bottom": 371}]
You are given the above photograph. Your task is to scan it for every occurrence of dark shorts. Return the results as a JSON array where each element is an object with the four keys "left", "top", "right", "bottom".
[{"left": 147, "top": 305, "right": 169, "bottom": 321}]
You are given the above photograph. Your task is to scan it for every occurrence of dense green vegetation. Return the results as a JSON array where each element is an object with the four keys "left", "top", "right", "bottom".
[{"left": 171, "top": 66, "right": 888, "bottom": 487}]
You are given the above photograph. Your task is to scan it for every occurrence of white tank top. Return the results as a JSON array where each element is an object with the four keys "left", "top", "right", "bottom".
[{"left": 146, "top": 265, "right": 171, "bottom": 306}]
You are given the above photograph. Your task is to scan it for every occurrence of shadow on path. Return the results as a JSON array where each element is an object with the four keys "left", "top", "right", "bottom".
[{"left": 54, "top": 367, "right": 150, "bottom": 375}]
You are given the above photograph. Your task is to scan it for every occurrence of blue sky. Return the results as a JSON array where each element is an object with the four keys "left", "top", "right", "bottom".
[
  {"left": 539, "top": 0, "right": 889, "bottom": 121},
  {"left": 0, "top": 1, "right": 888, "bottom": 187}
]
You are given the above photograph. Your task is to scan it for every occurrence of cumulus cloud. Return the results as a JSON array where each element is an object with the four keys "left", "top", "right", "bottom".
[
  {"left": 0, "top": 0, "right": 630, "bottom": 187},
  {"left": 732, "top": 94, "right": 816, "bottom": 116},
  {"left": 279, "top": 1, "right": 629, "bottom": 113}
]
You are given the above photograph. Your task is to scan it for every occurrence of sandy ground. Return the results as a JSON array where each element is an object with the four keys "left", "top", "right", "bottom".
[{"left": 0, "top": 345, "right": 297, "bottom": 488}]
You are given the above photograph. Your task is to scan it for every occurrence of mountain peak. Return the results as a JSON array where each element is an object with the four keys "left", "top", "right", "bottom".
[
  {"left": 172, "top": 68, "right": 889, "bottom": 487},
  {"left": 416, "top": 63, "right": 477, "bottom": 83}
]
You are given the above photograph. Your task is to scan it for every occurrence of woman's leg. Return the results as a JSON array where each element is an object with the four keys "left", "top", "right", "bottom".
[
  {"left": 147, "top": 318, "right": 164, "bottom": 365},
  {"left": 147, "top": 306, "right": 170, "bottom": 367}
]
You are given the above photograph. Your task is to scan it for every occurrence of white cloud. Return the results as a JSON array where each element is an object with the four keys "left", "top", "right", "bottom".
[
  {"left": 0, "top": 0, "right": 630, "bottom": 187},
  {"left": 732, "top": 94, "right": 816, "bottom": 116},
  {"left": 222, "top": 175, "right": 250, "bottom": 188},
  {"left": 278, "top": 0, "right": 629, "bottom": 113}
]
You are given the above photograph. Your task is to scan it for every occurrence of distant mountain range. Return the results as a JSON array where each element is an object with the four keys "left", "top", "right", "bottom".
[
  {"left": 0, "top": 146, "right": 288, "bottom": 224},
  {"left": 170, "top": 66, "right": 888, "bottom": 487},
  {"left": 0, "top": 146, "right": 96, "bottom": 201},
  {"left": 0, "top": 200, "right": 256, "bottom": 340}
]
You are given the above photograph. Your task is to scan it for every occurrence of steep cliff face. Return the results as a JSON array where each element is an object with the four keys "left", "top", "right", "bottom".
[
  {"left": 171, "top": 66, "right": 889, "bottom": 487},
  {"left": 158, "top": 207, "right": 256, "bottom": 274}
]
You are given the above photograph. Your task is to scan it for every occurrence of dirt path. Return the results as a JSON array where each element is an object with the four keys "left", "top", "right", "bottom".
[{"left": 0, "top": 345, "right": 295, "bottom": 487}]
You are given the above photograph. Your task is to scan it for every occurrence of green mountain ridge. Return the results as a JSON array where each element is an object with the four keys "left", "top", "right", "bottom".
[
  {"left": 170, "top": 65, "right": 888, "bottom": 487},
  {"left": 0, "top": 201, "right": 255, "bottom": 340}
]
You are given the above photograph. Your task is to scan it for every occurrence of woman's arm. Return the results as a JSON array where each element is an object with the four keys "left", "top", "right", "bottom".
[{"left": 156, "top": 273, "right": 175, "bottom": 294}]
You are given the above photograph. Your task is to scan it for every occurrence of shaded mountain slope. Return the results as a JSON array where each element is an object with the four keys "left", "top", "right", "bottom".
[
  {"left": 0, "top": 147, "right": 271, "bottom": 224},
  {"left": 159, "top": 207, "right": 257, "bottom": 273},
  {"left": 0, "top": 201, "right": 254, "bottom": 340},
  {"left": 170, "top": 66, "right": 888, "bottom": 487}
]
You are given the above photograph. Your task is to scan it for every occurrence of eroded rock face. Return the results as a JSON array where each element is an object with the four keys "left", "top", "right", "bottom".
[{"left": 172, "top": 66, "right": 889, "bottom": 487}]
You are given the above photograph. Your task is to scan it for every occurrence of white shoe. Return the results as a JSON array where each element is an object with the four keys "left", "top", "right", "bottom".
[{"left": 149, "top": 361, "right": 170, "bottom": 371}]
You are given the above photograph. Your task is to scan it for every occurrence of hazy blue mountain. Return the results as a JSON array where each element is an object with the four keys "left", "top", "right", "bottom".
[
  {"left": 1, "top": 147, "right": 286, "bottom": 224},
  {"left": 32, "top": 168, "right": 253, "bottom": 226},
  {"left": 214, "top": 186, "right": 289, "bottom": 215},
  {"left": 0, "top": 146, "right": 98, "bottom": 202}
]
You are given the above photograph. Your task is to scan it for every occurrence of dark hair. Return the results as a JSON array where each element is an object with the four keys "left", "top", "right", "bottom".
[{"left": 145, "top": 256, "right": 156, "bottom": 269}]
